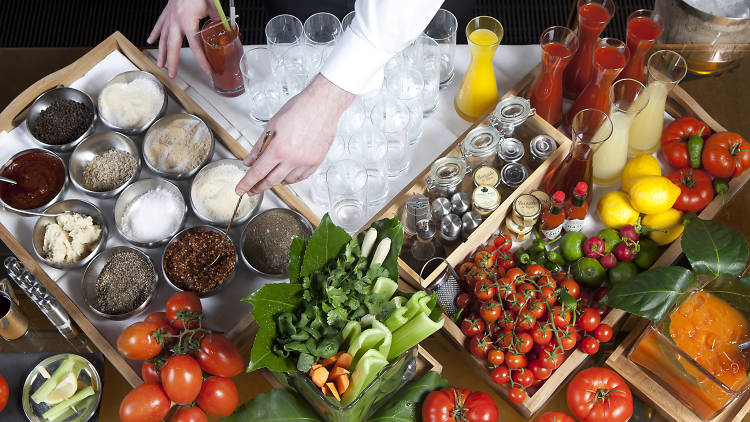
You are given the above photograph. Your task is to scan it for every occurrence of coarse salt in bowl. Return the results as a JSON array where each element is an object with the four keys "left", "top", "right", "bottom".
[
  {"left": 98, "top": 71, "right": 167, "bottom": 135},
  {"left": 114, "top": 178, "right": 187, "bottom": 248},
  {"left": 190, "top": 159, "right": 263, "bottom": 226},
  {"left": 143, "top": 114, "right": 215, "bottom": 180}
]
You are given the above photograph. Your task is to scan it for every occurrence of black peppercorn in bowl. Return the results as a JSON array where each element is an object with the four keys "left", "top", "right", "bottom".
[
  {"left": 69, "top": 132, "right": 142, "bottom": 198},
  {"left": 82, "top": 246, "right": 158, "bottom": 320},
  {"left": 25, "top": 87, "right": 97, "bottom": 153},
  {"left": 161, "top": 225, "right": 238, "bottom": 298},
  {"left": 240, "top": 208, "right": 313, "bottom": 279}
]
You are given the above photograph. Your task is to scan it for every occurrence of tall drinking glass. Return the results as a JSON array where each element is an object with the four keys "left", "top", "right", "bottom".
[
  {"left": 342, "top": 11, "right": 356, "bottom": 30},
  {"left": 563, "top": 0, "right": 615, "bottom": 99},
  {"left": 454, "top": 16, "right": 504, "bottom": 122},
  {"left": 303, "top": 12, "right": 343, "bottom": 72},
  {"left": 200, "top": 18, "right": 245, "bottom": 97},
  {"left": 618, "top": 10, "right": 664, "bottom": 83},
  {"left": 277, "top": 44, "right": 319, "bottom": 85},
  {"left": 386, "top": 65, "right": 424, "bottom": 145},
  {"left": 629, "top": 50, "right": 687, "bottom": 155},
  {"left": 327, "top": 159, "right": 368, "bottom": 233},
  {"left": 543, "top": 109, "right": 613, "bottom": 198},
  {"left": 423, "top": 9, "right": 458, "bottom": 89},
  {"left": 265, "top": 14, "right": 303, "bottom": 57},
  {"left": 337, "top": 99, "right": 366, "bottom": 141},
  {"left": 526, "top": 26, "right": 578, "bottom": 126},
  {"left": 309, "top": 136, "right": 348, "bottom": 210},
  {"left": 371, "top": 96, "right": 411, "bottom": 177},
  {"left": 241, "top": 47, "right": 281, "bottom": 123},
  {"left": 565, "top": 37, "right": 629, "bottom": 130},
  {"left": 593, "top": 79, "right": 648, "bottom": 186},
  {"left": 406, "top": 35, "right": 441, "bottom": 116},
  {"left": 348, "top": 123, "right": 389, "bottom": 206}
]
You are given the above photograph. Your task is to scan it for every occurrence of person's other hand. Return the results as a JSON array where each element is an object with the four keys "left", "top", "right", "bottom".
[
  {"left": 147, "top": 0, "right": 218, "bottom": 78},
  {"left": 235, "top": 74, "right": 355, "bottom": 195}
]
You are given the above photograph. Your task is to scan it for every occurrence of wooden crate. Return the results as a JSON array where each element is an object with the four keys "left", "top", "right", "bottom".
[{"left": 0, "top": 32, "right": 319, "bottom": 387}]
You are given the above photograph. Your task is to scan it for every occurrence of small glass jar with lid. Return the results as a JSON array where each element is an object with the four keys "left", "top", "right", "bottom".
[
  {"left": 489, "top": 96, "right": 535, "bottom": 137},
  {"left": 511, "top": 193, "right": 541, "bottom": 228},
  {"left": 499, "top": 162, "right": 529, "bottom": 197},
  {"left": 529, "top": 135, "right": 557, "bottom": 168},
  {"left": 505, "top": 214, "right": 533, "bottom": 242},
  {"left": 472, "top": 185, "right": 501, "bottom": 218},
  {"left": 497, "top": 137, "right": 525, "bottom": 163},
  {"left": 460, "top": 125, "right": 502, "bottom": 170},
  {"left": 425, "top": 156, "right": 469, "bottom": 201},
  {"left": 472, "top": 166, "right": 500, "bottom": 188}
]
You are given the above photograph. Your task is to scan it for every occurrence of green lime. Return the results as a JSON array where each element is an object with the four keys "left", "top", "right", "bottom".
[
  {"left": 634, "top": 238, "right": 661, "bottom": 270},
  {"left": 609, "top": 261, "right": 639, "bottom": 285},
  {"left": 573, "top": 257, "right": 606, "bottom": 287},
  {"left": 560, "top": 232, "right": 587, "bottom": 262},
  {"left": 597, "top": 228, "right": 621, "bottom": 254}
]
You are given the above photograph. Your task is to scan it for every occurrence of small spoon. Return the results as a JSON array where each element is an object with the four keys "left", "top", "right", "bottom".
[
  {"left": 0, "top": 176, "right": 17, "bottom": 185},
  {"left": 0, "top": 198, "right": 68, "bottom": 218},
  {"left": 739, "top": 340, "right": 750, "bottom": 350}
]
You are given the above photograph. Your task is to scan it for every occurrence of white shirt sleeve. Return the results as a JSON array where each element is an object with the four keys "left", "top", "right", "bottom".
[{"left": 320, "top": 0, "right": 445, "bottom": 95}]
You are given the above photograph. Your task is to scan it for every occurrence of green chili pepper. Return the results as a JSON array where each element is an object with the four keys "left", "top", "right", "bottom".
[
  {"left": 714, "top": 178, "right": 729, "bottom": 205},
  {"left": 688, "top": 127, "right": 706, "bottom": 169},
  {"left": 547, "top": 250, "right": 566, "bottom": 266}
]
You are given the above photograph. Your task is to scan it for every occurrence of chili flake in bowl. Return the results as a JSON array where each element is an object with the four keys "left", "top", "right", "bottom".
[{"left": 162, "top": 226, "right": 237, "bottom": 297}]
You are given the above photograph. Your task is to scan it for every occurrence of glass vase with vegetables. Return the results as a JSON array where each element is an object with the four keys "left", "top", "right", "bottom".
[{"left": 244, "top": 215, "right": 443, "bottom": 422}]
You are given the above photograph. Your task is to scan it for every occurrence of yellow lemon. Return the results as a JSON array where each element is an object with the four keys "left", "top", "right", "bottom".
[
  {"left": 642, "top": 208, "right": 683, "bottom": 231},
  {"left": 650, "top": 224, "right": 685, "bottom": 246},
  {"left": 597, "top": 191, "right": 640, "bottom": 229},
  {"left": 628, "top": 176, "right": 681, "bottom": 215},
  {"left": 44, "top": 372, "right": 77, "bottom": 405},
  {"left": 621, "top": 154, "right": 661, "bottom": 192}
]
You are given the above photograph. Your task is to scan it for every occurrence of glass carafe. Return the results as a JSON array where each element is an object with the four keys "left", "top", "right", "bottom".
[
  {"left": 565, "top": 37, "right": 629, "bottom": 131},
  {"left": 563, "top": 0, "right": 615, "bottom": 99},
  {"left": 593, "top": 78, "right": 648, "bottom": 186},
  {"left": 629, "top": 50, "right": 688, "bottom": 155},
  {"left": 617, "top": 9, "right": 664, "bottom": 83},
  {"left": 454, "top": 16, "right": 503, "bottom": 121},
  {"left": 526, "top": 26, "right": 578, "bottom": 127},
  {"left": 543, "top": 108, "right": 613, "bottom": 198}
]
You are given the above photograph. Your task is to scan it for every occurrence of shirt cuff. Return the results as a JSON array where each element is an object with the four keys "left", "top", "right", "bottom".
[{"left": 320, "top": 29, "right": 389, "bottom": 95}]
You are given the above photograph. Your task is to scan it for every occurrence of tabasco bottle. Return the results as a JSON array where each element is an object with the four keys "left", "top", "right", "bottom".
[
  {"left": 563, "top": 182, "right": 589, "bottom": 232},
  {"left": 540, "top": 190, "right": 566, "bottom": 240}
]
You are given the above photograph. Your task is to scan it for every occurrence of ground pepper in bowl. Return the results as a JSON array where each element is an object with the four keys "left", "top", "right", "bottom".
[
  {"left": 30, "top": 99, "right": 94, "bottom": 145},
  {"left": 163, "top": 227, "right": 236, "bottom": 296}
]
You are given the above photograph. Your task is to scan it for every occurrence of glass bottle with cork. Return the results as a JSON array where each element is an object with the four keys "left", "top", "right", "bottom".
[
  {"left": 563, "top": 182, "right": 589, "bottom": 232},
  {"left": 540, "top": 190, "right": 566, "bottom": 240}
]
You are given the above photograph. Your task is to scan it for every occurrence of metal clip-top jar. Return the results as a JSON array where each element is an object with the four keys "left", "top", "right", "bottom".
[
  {"left": 511, "top": 194, "right": 541, "bottom": 228},
  {"left": 460, "top": 126, "right": 501, "bottom": 170},
  {"left": 529, "top": 135, "right": 557, "bottom": 167},
  {"left": 497, "top": 138, "right": 525, "bottom": 163},
  {"left": 472, "top": 185, "right": 500, "bottom": 218},
  {"left": 489, "top": 96, "right": 535, "bottom": 137},
  {"left": 425, "top": 156, "right": 469, "bottom": 200}
]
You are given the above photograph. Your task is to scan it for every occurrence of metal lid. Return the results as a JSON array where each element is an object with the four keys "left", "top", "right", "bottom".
[
  {"left": 450, "top": 192, "right": 471, "bottom": 215},
  {"left": 431, "top": 197, "right": 452, "bottom": 221},
  {"left": 529, "top": 135, "right": 557, "bottom": 161},
  {"left": 462, "top": 126, "right": 501, "bottom": 158},
  {"left": 462, "top": 211, "right": 483, "bottom": 238},
  {"left": 473, "top": 166, "right": 500, "bottom": 188},
  {"left": 512, "top": 194, "right": 541, "bottom": 227},
  {"left": 472, "top": 186, "right": 501, "bottom": 211},
  {"left": 498, "top": 138, "right": 525, "bottom": 163},
  {"left": 500, "top": 163, "right": 529, "bottom": 189},
  {"left": 427, "top": 156, "right": 467, "bottom": 188},
  {"left": 440, "top": 213, "right": 462, "bottom": 241},
  {"left": 530, "top": 189, "right": 551, "bottom": 210},
  {"left": 491, "top": 97, "right": 535, "bottom": 130},
  {"left": 416, "top": 219, "right": 437, "bottom": 241}
]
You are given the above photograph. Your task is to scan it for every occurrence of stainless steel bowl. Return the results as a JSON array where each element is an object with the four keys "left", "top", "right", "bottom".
[
  {"left": 69, "top": 131, "right": 142, "bottom": 198},
  {"left": 142, "top": 113, "right": 215, "bottom": 180},
  {"left": 32, "top": 200, "right": 108, "bottom": 270},
  {"left": 25, "top": 87, "right": 97, "bottom": 152},
  {"left": 0, "top": 148, "right": 68, "bottom": 215},
  {"left": 81, "top": 246, "right": 158, "bottom": 320},
  {"left": 189, "top": 159, "right": 264, "bottom": 227},
  {"left": 161, "top": 225, "right": 238, "bottom": 297},
  {"left": 98, "top": 71, "right": 167, "bottom": 135},
  {"left": 114, "top": 178, "right": 187, "bottom": 248},
  {"left": 240, "top": 208, "right": 313, "bottom": 279}
]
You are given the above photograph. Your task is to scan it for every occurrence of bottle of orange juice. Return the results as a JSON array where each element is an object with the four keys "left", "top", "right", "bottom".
[{"left": 454, "top": 16, "right": 504, "bottom": 122}]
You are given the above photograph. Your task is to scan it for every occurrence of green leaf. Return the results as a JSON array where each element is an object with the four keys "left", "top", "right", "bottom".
[
  {"left": 289, "top": 236, "right": 306, "bottom": 283},
  {"left": 301, "top": 214, "right": 352, "bottom": 277},
  {"left": 358, "top": 217, "right": 404, "bottom": 281},
  {"left": 682, "top": 218, "right": 749, "bottom": 279},
  {"left": 601, "top": 267, "right": 696, "bottom": 322},
  {"left": 244, "top": 283, "right": 304, "bottom": 372},
  {"left": 221, "top": 389, "right": 321, "bottom": 422},
  {"left": 367, "top": 371, "right": 450, "bottom": 422},
  {"left": 706, "top": 275, "right": 750, "bottom": 317}
]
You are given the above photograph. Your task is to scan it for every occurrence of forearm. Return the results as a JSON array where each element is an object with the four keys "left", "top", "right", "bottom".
[{"left": 306, "top": 74, "right": 356, "bottom": 117}]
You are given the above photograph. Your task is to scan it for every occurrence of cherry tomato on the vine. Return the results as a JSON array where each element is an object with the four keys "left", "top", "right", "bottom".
[
  {"left": 469, "top": 334, "right": 492, "bottom": 358},
  {"left": 119, "top": 384, "right": 171, "bottom": 422},
  {"left": 461, "top": 316, "right": 486, "bottom": 338},
  {"left": 505, "top": 352, "right": 528, "bottom": 369},
  {"left": 497, "top": 329, "right": 514, "bottom": 348},
  {"left": 474, "top": 250, "right": 495, "bottom": 269},
  {"left": 197, "top": 333, "right": 244, "bottom": 377},
  {"left": 525, "top": 264, "right": 549, "bottom": 276},
  {"left": 117, "top": 322, "right": 162, "bottom": 361},
  {"left": 577, "top": 307, "right": 601, "bottom": 332},
  {"left": 456, "top": 292, "right": 473, "bottom": 310},
  {"left": 529, "top": 359, "right": 553, "bottom": 380},
  {"left": 165, "top": 292, "right": 202, "bottom": 330},
  {"left": 561, "top": 279, "right": 580, "bottom": 299},
  {"left": 197, "top": 376, "right": 239, "bottom": 417},
  {"left": 474, "top": 279, "right": 496, "bottom": 302},
  {"left": 508, "top": 387, "right": 527, "bottom": 404},
  {"left": 492, "top": 365, "right": 510, "bottom": 385},
  {"left": 506, "top": 267, "right": 526, "bottom": 283},
  {"left": 594, "top": 324, "right": 613, "bottom": 342},
  {"left": 488, "top": 348, "right": 505, "bottom": 366},
  {"left": 512, "top": 368, "right": 535, "bottom": 388},
  {"left": 515, "top": 332, "right": 534, "bottom": 354},
  {"left": 551, "top": 306, "right": 571, "bottom": 328},
  {"left": 527, "top": 300, "right": 546, "bottom": 320},
  {"left": 532, "top": 323, "right": 553, "bottom": 346},
  {"left": 161, "top": 354, "right": 203, "bottom": 405},
  {"left": 541, "top": 344, "right": 565, "bottom": 370},
  {"left": 480, "top": 301, "right": 502, "bottom": 323},
  {"left": 581, "top": 337, "right": 600, "bottom": 354},
  {"left": 170, "top": 406, "right": 208, "bottom": 422},
  {"left": 141, "top": 362, "right": 160, "bottom": 384},
  {"left": 494, "top": 234, "right": 513, "bottom": 252}
]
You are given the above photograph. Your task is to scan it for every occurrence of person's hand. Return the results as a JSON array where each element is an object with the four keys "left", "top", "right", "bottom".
[
  {"left": 235, "top": 74, "right": 356, "bottom": 195},
  {"left": 147, "top": 0, "right": 218, "bottom": 78}
]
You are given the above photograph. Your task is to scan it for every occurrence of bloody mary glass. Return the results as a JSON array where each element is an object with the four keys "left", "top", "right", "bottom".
[
  {"left": 526, "top": 26, "right": 578, "bottom": 127},
  {"left": 563, "top": 0, "right": 615, "bottom": 99},
  {"left": 565, "top": 37, "right": 629, "bottom": 130},
  {"left": 200, "top": 18, "right": 245, "bottom": 97},
  {"left": 617, "top": 9, "right": 664, "bottom": 83}
]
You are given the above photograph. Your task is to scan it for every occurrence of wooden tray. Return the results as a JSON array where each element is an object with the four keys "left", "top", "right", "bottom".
[{"left": 0, "top": 32, "right": 318, "bottom": 388}]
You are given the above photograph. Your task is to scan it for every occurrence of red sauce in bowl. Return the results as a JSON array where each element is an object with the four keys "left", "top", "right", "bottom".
[{"left": 0, "top": 150, "right": 66, "bottom": 209}]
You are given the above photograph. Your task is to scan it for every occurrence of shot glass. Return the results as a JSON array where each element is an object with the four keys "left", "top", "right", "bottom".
[
  {"left": 304, "top": 12, "right": 343, "bottom": 71},
  {"left": 386, "top": 65, "right": 424, "bottom": 145},
  {"left": 0, "top": 290, "right": 28, "bottom": 341},
  {"left": 371, "top": 96, "right": 411, "bottom": 177},
  {"left": 423, "top": 9, "right": 458, "bottom": 89},
  {"left": 406, "top": 35, "right": 441, "bottom": 116},
  {"left": 200, "top": 18, "right": 245, "bottom": 96},
  {"left": 265, "top": 14, "right": 303, "bottom": 57},
  {"left": 348, "top": 123, "right": 389, "bottom": 207},
  {"left": 327, "top": 159, "right": 368, "bottom": 233},
  {"left": 240, "top": 47, "right": 282, "bottom": 123},
  {"left": 337, "top": 98, "right": 366, "bottom": 141}
]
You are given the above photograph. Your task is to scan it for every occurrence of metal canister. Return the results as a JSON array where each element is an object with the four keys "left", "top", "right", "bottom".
[
  {"left": 462, "top": 211, "right": 483, "bottom": 239},
  {"left": 450, "top": 192, "right": 471, "bottom": 215},
  {"left": 489, "top": 96, "right": 535, "bottom": 137},
  {"left": 431, "top": 197, "right": 452, "bottom": 222},
  {"left": 460, "top": 125, "right": 502, "bottom": 170},
  {"left": 473, "top": 166, "right": 500, "bottom": 188},
  {"left": 425, "top": 156, "right": 469, "bottom": 200},
  {"left": 472, "top": 185, "right": 501, "bottom": 218},
  {"left": 497, "top": 137, "right": 525, "bottom": 163},
  {"left": 529, "top": 135, "right": 557, "bottom": 167},
  {"left": 440, "top": 213, "right": 462, "bottom": 243},
  {"left": 402, "top": 194, "right": 430, "bottom": 236},
  {"left": 511, "top": 194, "right": 541, "bottom": 228}
]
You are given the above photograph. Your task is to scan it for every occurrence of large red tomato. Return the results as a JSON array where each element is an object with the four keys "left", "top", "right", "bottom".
[
  {"left": 117, "top": 322, "right": 163, "bottom": 361},
  {"left": 119, "top": 384, "right": 171, "bottom": 422},
  {"left": 161, "top": 355, "right": 203, "bottom": 405},
  {"left": 0, "top": 373, "right": 8, "bottom": 413},
  {"left": 661, "top": 117, "right": 712, "bottom": 169},
  {"left": 422, "top": 388, "right": 498, "bottom": 422},
  {"left": 196, "top": 377, "right": 239, "bottom": 417},
  {"left": 667, "top": 168, "right": 714, "bottom": 212},
  {"left": 197, "top": 334, "right": 244, "bottom": 377},
  {"left": 536, "top": 411, "right": 575, "bottom": 422},
  {"left": 566, "top": 367, "right": 633, "bottom": 422},
  {"left": 165, "top": 292, "right": 203, "bottom": 329},
  {"left": 702, "top": 132, "right": 750, "bottom": 178}
]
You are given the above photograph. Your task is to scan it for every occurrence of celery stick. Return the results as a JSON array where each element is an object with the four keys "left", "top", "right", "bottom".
[
  {"left": 372, "top": 320, "right": 392, "bottom": 358},
  {"left": 48, "top": 395, "right": 94, "bottom": 422},
  {"left": 391, "top": 296, "right": 407, "bottom": 308},
  {"left": 359, "top": 314, "right": 376, "bottom": 328},
  {"left": 42, "top": 386, "right": 95, "bottom": 420},
  {"left": 372, "top": 277, "right": 398, "bottom": 301},
  {"left": 402, "top": 291, "right": 427, "bottom": 321},
  {"left": 32, "top": 356, "right": 76, "bottom": 404},
  {"left": 341, "top": 349, "right": 388, "bottom": 406},
  {"left": 342, "top": 321, "right": 361, "bottom": 346},
  {"left": 385, "top": 306, "right": 409, "bottom": 332},
  {"left": 348, "top": 328, "right": 385, "bottom": 367},
  {"left": 416, "top": 295, "right": 433, "bottom": 316},
  {"left": 387, "top": 312, "right": 444, "bottom": 360}
]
